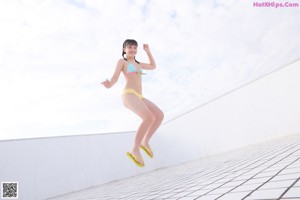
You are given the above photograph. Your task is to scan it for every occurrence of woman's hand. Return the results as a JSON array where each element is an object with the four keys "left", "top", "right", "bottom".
[
  {"left": 101, "top": 79, "right": 111, "bottom": 88},
  {"left": 143, "top": 44, "right": 150, "bottom": 52}
]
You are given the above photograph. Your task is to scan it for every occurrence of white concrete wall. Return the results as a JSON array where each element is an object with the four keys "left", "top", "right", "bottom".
[
  {"left": 156, "top": 59, "right": 300, "bottom": 164},
  {"left": 0, "top": 59, "right": 299, "bottom": 200}
]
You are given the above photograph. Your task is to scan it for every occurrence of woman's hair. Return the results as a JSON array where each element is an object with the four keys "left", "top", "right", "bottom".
[{"left": 122, "top": 39, "right": 140, "bottom": 64}]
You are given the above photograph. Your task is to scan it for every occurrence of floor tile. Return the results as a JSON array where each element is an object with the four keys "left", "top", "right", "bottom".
[
  {"left": 187, "top": 189, "right": 211, "bottom": 196},
  {"left": 254, "top": 170, "right": 279, "bottom": 178},
  {"left": 279, "top": 167, "right": 300, "bottom": 175},
  {"left": 221, "top": 180, "right": 245, "bottom": 187},
  {"left": 259, "top": 180, "right": 295, "bottom": 190},
  {"left": 206, "top": 187, "right": 235, "bottom": 195},
  {"left": 243, "top": 177, "right": 271, "bottom": 185},
  {"left": 47, "top": 134, "right": 300, "bottom": 200},
  {"left": 244, "top": 188, "right": 287, "bottom": 199},
  {"left": 271, "top": 173, "right": 300, "bottom": 182},
  {"left": 195, "top": 194, "right": 222, "bottom": 200},
  {"left": 170, "top": 192, "right": 195, "bottom": 198},
  {"left": 178, "top": 196, "right": 199, "bottom": 200},
  {"left": 217, "top": 192, "right": 250, "bottom": 200},
  {"left": 295, "top": 180, "right": 300, "bottom": 187},
  {"left": 231, "top": 183, "right": 262, "bottom": 192},
  {"left": 282, "top": 186, "right": 300, "bottom": 198}
]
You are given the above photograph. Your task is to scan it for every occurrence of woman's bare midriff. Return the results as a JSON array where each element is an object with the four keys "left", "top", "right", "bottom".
[{"left": 123, "top": 72, "right": 143, "bottom": 94}]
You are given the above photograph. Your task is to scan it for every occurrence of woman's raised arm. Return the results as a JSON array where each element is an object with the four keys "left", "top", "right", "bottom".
[{"left": 141, "top": 44, "right": 156, "bottom": 70}]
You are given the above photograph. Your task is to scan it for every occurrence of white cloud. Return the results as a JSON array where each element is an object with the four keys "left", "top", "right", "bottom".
[{"left": 0, "top": 0, "right": 299, "bottom": 140}]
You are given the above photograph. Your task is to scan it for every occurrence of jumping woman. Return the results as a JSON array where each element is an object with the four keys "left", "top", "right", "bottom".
[{"left": 101, "top": 39, "right": 164, "bottom": 167}]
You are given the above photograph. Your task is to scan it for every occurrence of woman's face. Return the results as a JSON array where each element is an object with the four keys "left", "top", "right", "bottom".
[{"left": 124, "top": 44, "right": 137, "bottom": 57}]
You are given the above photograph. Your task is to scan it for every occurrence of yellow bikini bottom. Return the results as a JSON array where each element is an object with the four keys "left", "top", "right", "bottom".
[{"left": 122, "top": 88, "right": 144, "bottom": 99}]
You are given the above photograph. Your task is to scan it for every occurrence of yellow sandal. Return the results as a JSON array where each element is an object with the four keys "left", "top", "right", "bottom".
[
  {"left": 126, "top": 152, "right": 145, "bottom": 167},
  {"left": 140, "top": 146, "right": 154, "bottom": 158}
]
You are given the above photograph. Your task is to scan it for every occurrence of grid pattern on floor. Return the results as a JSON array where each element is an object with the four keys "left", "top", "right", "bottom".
[{"left": 48, "top": 134, "right": 300, "bottom": 200}]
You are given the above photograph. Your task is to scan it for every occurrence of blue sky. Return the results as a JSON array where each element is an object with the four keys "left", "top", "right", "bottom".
[{"left": 0, "top": 0, "right": 299, "bottom": 140}]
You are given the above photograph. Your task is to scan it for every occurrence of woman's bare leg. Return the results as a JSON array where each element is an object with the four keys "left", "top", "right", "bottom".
[
  {"left": 122, "top": 94, "right": 155, "bottom": 164},
  {"left": 141, "top": 98, "right": 164, "bottom": 151}
]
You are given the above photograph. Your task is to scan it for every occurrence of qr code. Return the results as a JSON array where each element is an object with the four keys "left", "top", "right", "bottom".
[{"left": 1, "top": 182, "right": 18, "bottom": 199}]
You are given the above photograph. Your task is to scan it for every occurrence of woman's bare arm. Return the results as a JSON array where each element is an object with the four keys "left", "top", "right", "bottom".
[
  {"left": 101, "top": 59, "right": 123, "bottom": 88},
  {"left": 141, "top": 44, "right": 156, "bottom": 70}
]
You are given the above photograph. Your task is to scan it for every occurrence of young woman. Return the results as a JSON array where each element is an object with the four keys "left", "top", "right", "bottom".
[{"left": 101, "top": 39, "right": 164, "bottom": 167}]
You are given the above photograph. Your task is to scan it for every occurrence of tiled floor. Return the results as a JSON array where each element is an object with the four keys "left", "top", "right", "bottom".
[{"left": 48, "top": 134, "right": 300, "bottom": 200}]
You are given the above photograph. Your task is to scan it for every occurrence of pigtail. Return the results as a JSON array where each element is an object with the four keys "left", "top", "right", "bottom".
[
  {"left": 122, "top": 51, "right": 127, "bottom": 61},
  {"left": 134, "top": 57, "right": 140, "bottom": 64}
]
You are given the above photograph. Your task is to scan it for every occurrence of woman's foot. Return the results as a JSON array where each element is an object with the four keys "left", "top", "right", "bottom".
[
  {"left": 140, "top": 141, "right": 154, "bottom": 158},
  {"left": 126, "top": 149, "right": 145, "bottom": 167}
]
